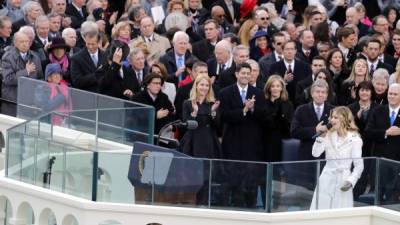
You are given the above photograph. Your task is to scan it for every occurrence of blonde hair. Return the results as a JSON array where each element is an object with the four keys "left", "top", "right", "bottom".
[
  {"left": 328, "top": 106, "right": 359, "bottom": 136},
  {"left": 111, "top": 21, "right": 131, "bottom": 39},
  {"left": 264, "top": 75, "right": 289, "bottom": 101},
  {"left": 238, "top": 19, "right": 257, "bottom": 47},
  {"left": 344, "top": 58, "right": 370, "bottom": 83},
  {"left": 189, "top": 75, "right": 216, "bottom": 102}
]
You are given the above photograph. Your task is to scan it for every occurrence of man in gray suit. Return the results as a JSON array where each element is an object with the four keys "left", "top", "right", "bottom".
[{"left": 1, "top": 31, "right": 42, "bottom": 116}]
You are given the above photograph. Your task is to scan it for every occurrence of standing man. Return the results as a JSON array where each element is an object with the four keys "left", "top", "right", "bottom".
[
  {"left": 219, "top": 62, "right": 266, "bottom": 208},
  {"left": 207, "top": 39, "right": 233, "bottom": 84},
  {"left": 269, "top": 41, "right": 312, "bottom": 102},
  {"left": 258, "top": 32, "right": 286, "bottom": 82},
  {"left": 192, "top": 19, "right": 220, "bottom": 62},
  {"left": 65, "top": 0, "right": 88, "bottom": 29},
  {"left": 366, "top": 83, "right": 400, "bottom": 204},
  {"left": 218, "top": 44, "right": 249, "bottom": 89},
  {"left": 1, "top": 32, "right": 42, "bottom": 116},
  {"left": 295, "top": 30, "right": 317, "bottom": 65},
  {"left": 364, "top": 39, "right": 394, "bottom": 77},
  {"left": 70, "top": 31, "right": 106, "bottom": 92}
]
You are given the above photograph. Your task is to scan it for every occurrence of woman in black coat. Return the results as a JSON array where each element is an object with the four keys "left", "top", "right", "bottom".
[
  {"left": 132, "top": 73, "right": 175, "bottom": 134},
  {"left": 249, "top": 30, "right": 271, "bottom": 61},
  {"left": 181, "top": 74, "right": 221, "bottom": 159},
  {"left": 263, "top": 75, "right": 294, "bottom": 162}
]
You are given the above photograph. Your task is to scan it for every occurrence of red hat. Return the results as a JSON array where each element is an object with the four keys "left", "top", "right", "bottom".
[{"left": 240, "top": 0, "right": 257, "bottom": 19}]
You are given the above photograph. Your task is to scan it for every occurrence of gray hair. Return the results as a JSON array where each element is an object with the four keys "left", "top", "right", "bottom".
[
  {"left": 311, "top": 79, "right": 329, "bottom": 93},
  {"left": 13, "top": 31, "right": 28, "bottom": 44},
  {"left": 128, "top": 48, "right": 144, "bottom": 60},
  {"left": 62, "top": 27, "right": 76, "bottom": 38},
  {"left": 215, "top": 39, "right": 232, "bottom": 54},
  {"left": 19, "top": 25, "right": 35, "bottom": 38},
  {"left": 246, "top": 59, "right": 259, "bottom": 68},
  {"left": 22, "top": 1, "right": 43, "bottom": 15},
  {"left": 372, "top": 68, "right": 390, "bottom": 84},
  {"left": 172, "top": 31, "right": 189, "bottom": 44},
  {"left": 80, "top": 21, "right": 99, "bottom": 38},
  {"left": 35, "top": 15, "right": 49, "bottom": 28},
  {"left": 232, "top": 45, "right": 249, "bottom": 56}
]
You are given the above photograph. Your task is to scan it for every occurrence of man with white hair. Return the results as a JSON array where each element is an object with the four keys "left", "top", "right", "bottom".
[
  {"left": 345, "top": 7, "right": 369, "bottom": 37},
  {"left": 159, "top": 31, "right": 197, "bottom": 85},
  {"left": 12, "top": 1, "right": 43, "bottom": 34},
  {"left": 18, "top": 25, "right": 35, "bottom": 47},
  {"left": 1, "top": 31, "right": 42, "bottom": 116},
  {"left": 253, "top": 6, "right": 278, "bottom": 37},
  {"left": 51, "top": 0, "right": 72, "bottom": 29},
  {"left": 218, "top": 44, "right": 249, "bottom": 88},
  {"left": 62, "top": 27, "right": 80, "bottom": 57},
  {"left": 31, "top": 16, "right": 50, "bottom": 52},
  {"left": 207, "top": 39, "right": 233, "bottom": 83}
]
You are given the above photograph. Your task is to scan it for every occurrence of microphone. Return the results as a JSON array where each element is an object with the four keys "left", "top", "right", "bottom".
[
  {"left": 312, "top": 122, "right": 332, "bottom": 139},
  {"left": 175, "top": 120, "right": 198, "bottom": 130}
]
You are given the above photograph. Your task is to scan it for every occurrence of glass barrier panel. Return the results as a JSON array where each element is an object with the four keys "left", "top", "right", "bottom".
[
  {"left": 354, "top": 158, "right": 376, "bottom": 208},
  {"left": 96, "top": 151, "right": 136, "bottom": 203},
  {"left": 377, "top": 158, "right": 400, "bottom": 212},
  {"left": 63, "top": 145, "right": 94, "bottom": 200},
  {"left": 19, "top": 135, "right": 37, "bottom": 184},
  {"left": 270, "top": 160, "right": 318, "bottom": 212},
  {"left": 210, "top": 159, "right": 268, "bottom": 212},
  {"left": 6, "top": 131, "right": 24, "bottom": 180}
]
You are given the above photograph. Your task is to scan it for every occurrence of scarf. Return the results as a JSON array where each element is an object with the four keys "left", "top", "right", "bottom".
[
  {"left": 49, "top": 53, "right": 69, "bottom": 72},
  {"left": 48, "top": 80, "right": 72, "bottom": 125},
  {"left": 117, "top": 37, "right": 130, "bottom": 45}
]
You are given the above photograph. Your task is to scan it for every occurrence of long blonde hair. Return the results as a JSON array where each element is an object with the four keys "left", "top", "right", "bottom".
[
  {"left": 189, "top": 75, "right": 216, "bottom": 103},
  {"left": 264, "top": 75, "right": 289, "bottom": 101},
  {"left": 344, "top": 58, "right": 370, "bottom": 83},
  {"left": 238, "top": 19, "right": 257, "bottom": 47},
  {"left": 328, "top": 106, "right": 359, "bottom": 136}
]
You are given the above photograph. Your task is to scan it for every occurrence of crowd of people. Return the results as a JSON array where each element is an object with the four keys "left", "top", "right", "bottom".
[{"left": 1, "top": 0, "right": 400, "bottom": 209}]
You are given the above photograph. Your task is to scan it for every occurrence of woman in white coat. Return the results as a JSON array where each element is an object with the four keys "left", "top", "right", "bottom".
[{"left": 310, "top": 106, "right": 364, "bottom": 210}]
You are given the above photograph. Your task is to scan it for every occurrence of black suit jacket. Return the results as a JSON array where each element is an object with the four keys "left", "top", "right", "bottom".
[
  {"left": 295, "top": 47, "right": 318, "bottom": 65},
  {"left": 159, "top": 49, "right": 197, "bottom": 85},
  {"left": 268, "top": 59, "right": 312, "bottom": 102},
  {"left": 70, "top": 48, "right": 106, "bottom": 92},
  {"left": 213, "top": 0, "right": 240, "bottom": 24},
  {"left": 65, "top": 4, "right": 88, "bottom": 28},
  {"left": 192, "top": 39, "right": 215, "bottom": 63},
  {"left": 12, "top": 18, "right": 28, "bottom": 34},
  {"left": 98, "top": 62, "right": 145, "bottom": 99},
  {"left": 295, "top": 75, "right": 313, "bottom": 106},
  {"left": 382, "top": 54, "right": 397, "bottom": 69},
  {"left": 377, "top": 61, "right": 395, "bottom": 75},
  {"left": 258, "top": 52, "right": 278, "bottom": 83},
  {"left": 365, "top": 105, "right": 400, "bottom": 160},
  {"left": 217, "top": 62, "right": 236, "bottom": 89},
  {"left": 219, "top": 84, "right": 266, "bottom": 161},
  {"left": 291, "top": 102, "right": 334, "bottom": 160}
]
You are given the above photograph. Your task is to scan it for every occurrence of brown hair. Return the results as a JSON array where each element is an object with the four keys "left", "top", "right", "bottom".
[{"left": 264, "top": 75, "right": 289, "bottom": 101}]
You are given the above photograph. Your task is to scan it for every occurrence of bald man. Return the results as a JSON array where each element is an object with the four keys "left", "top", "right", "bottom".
[
  {"left": 210, "top": 5, "right": 236, "bottom": 38},
  {"left": 345, "top": 7, "right": 369, "bottom": 37},
  {"left": 1, "top": 31, "right": 42, "bottom": 116}
]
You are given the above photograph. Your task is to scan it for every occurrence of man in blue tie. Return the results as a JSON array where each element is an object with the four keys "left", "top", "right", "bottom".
[
  {"left": 366, "top": 83, "right": 400, "bottom": 204},
  {"left": 218, "top": 62, "right": 266, "bottom": 208}
]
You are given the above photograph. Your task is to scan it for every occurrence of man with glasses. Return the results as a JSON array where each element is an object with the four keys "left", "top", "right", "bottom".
[
  {"left": 210, "top": 5, "right": 235, "bottom": 39},
  {"left": 259, "top": 32, "right": 286, "bottom": 82},
  {"left": 253, "top": 6, "right": 278, "bottom": 37}
]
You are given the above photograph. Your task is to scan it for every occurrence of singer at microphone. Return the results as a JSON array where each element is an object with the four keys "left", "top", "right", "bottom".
[{"left": 312, "top": 122, "right": 332, "bottom": 139}]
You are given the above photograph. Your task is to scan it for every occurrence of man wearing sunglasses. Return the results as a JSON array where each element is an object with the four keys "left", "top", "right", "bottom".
[
  {"left": 259, "top": 32, "right": 286, "bottom": 82},
  {"left": 253, "top": 6, "right": 278, "bottom": 37}
]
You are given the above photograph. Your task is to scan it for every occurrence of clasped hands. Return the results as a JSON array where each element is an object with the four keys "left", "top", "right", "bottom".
[
  {"left": 385, "top": 126, "right": 400, "bottom": 137},
  {"left": 243, "top": 95, "right": 256, "bottom": 114},
  {"left": 340, "top": 181, "right": 352, "bottom": 192}
]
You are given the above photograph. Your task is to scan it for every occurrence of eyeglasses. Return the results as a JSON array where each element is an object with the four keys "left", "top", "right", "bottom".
[
  {"left": 275, "top": 42, "right": 283, "bottom": 46},
  {"left": 217, "top": 14, "right": 225, "bottom": 18},
  {"left": 260, "top": 17, "right": 270, "bottom": 21}
]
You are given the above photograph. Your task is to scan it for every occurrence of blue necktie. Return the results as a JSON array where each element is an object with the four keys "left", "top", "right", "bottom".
[
  {"left": 316, "top": 106, "right": 322, "bottom": 120},
  {"left": 240, "top": 89, "right": 246, "bottom": 104},
  {"left": 177, "top": 56, "right": 184, "bottom": 82},
  {"left": 390, "top": 110, "right": 396, "bottom": 126}
]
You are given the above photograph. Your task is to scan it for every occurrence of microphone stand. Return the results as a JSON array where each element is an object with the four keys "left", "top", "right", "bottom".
[
  {"left": 156, "top": 120, "right": 181, "bottom": 146},
  {"left": 43, "top": 156, "right": 56, "bottom": 188}
]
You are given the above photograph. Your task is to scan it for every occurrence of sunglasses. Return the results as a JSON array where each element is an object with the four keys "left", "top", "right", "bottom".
[
  {"left": 275, "top": 42, "right": 283, "bottom": 45},
  {"left": 260, "top": 17, "right": 270, "bottom": 21}
]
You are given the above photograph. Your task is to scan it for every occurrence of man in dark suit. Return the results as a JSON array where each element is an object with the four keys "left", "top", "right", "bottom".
[
  {"left": 258, "top": 32, "right": 285, "bottom": 82},
  {"left": 295, "top": 30, "right": 318, "bottom": 65},
  {"left": 65, "top": 0, "right": 88, "bottom": 29},
  {"left": 365, "top": 39, "right": 394, "bottom": 77},
  {"left": 70, "top": 32, "right": 106, "bottom": 92},
  {"left": 207, "top": 39, "right": 234, "bottom": 84},
  {"left": 345, "top": 7, "right": 369, "bottom": 37},
  {"left": 192, "top": 19, "right": 220, "bottom": 63},
  {"left": 269, "top": 41, "right": 312, "bottom": 102},
  {"left": 253, "top": 7, "right": 278, "bottom": 37},
  {"left": 159, "top": 31, "right": 197, "bottom": 85},
  {"left": 212, "top": 0, "right": 240, "bottom": 25},
  {"left": 31, "top": 16, "right": 51, "bottom": 69},
  {"left": 218, "top": 44, "right": 249, "bottom": 89},
  {"left": 365, "top": 83, "right": 400, "bottom": 204},
  {"left": 295, "top": 56, "right": 326, "bottom": 106},
  {"left": 219, "top": 62, "right": 266, "bottom": 208},
  {"left": 291, "top": 79, "right": 333, "bottom": 161},
  {"left": 12, "top": 1, "right": 42, "bottom": 34},
  {"left": 210, "top": 5, "right": 236, "bottom": 38}
]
